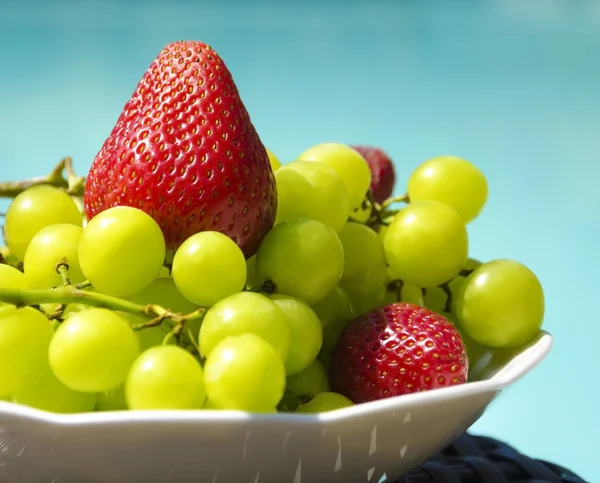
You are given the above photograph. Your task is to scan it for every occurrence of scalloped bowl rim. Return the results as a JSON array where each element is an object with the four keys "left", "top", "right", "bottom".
[{"left": 0, "top": 331, "right": 552, "bottom": 427}]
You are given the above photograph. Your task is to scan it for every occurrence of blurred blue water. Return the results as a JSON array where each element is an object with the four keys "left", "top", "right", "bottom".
[{"left": 1, "top": 0, "right": 598, "bottom": 479}]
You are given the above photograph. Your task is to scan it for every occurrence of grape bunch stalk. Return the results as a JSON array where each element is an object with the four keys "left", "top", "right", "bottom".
[{"left": 0, "top": 40, "right": 545, "bottom": 415}]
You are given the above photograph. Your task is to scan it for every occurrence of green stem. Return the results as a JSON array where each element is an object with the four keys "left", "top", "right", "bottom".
[
  {"left": 0, "top": 157, "right": 85, "bottom": 199},
  {"left": 381, "top": 193, "right": 409, "bottom": 211},
  {"left": 56, "top": 261, "right": 71, "bottom": 286},
  {"left": 0, "top": 285, "right": 205, "bottom": 330},
  {"left": 366, "top": 191, "right": 385, "bottom": 226}
]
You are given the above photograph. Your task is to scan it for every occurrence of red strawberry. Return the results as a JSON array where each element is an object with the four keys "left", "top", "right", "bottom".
[
  {"left": 84, "top": 41, "right": 277, "bottom": 258},
  {"left": 351, "top": 145, "right": 395, "bottom": 204},
  {"left": 329, "top": 302, "right": 468, "bottom": 403}
]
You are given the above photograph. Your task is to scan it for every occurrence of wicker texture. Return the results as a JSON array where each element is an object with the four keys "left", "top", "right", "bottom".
[{"left": 396, "top": 434, "right": 587, "bottom": 483}]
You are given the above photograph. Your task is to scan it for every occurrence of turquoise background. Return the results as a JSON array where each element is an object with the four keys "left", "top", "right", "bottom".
[{"left": 0, "top": 0, "right": 597, "bottom": 480}]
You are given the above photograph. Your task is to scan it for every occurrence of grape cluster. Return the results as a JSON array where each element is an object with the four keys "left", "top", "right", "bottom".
[{"left": 0, "top": 144, "right": 544, "bottom": 414}]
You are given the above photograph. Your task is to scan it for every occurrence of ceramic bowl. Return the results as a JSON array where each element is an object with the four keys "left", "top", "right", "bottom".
[{"left": 0, "top": 331, "right": 552, "bottom": 483}]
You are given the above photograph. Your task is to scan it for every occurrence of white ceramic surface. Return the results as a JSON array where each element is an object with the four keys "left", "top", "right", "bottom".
[{"left": 0, "top": 332, "right": 552, "bottom": 483}]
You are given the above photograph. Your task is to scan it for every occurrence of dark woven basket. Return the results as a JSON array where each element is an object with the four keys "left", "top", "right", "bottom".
[{"left": 394, "top": 433, "right": 588, "bottom": 483}]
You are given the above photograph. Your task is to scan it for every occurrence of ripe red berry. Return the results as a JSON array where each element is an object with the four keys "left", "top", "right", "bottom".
[
  {"left": 351, "top": 145, "right": 396, "bottom": 204},
  {"left": 329, "top": 302, "right": 468, "bottom": 403},
  {"left": 84, "top": 41, "right": 277, "bottom": 258}
]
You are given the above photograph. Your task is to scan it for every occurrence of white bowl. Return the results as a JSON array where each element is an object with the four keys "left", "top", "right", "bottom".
[{"left": 0, "top": 331, "right": 551, "bottom": 483}]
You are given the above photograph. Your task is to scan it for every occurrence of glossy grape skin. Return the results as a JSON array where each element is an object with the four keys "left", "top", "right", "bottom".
[
  {"left": 338, "top": 222, "right": 387, "bottom": 315},
  {"left": 0, "top": 265, "right": 28, "bottom": 307},
  {"left": 282, "top": 160, "right": 351, "bottom": 233},
  {"left": 125, "top": 345, "right": 205, "bottom": 410},
  {"left": 286, "top": 359, "right": 330, "bottom": 396},
  {"left": 172, "top": 231, "right": 246, "bottom": 307},
  {"left": 49, "top": 308, "right": 140, "bottom": 393},
  {"left": 199, "top": 291, "right": 291, "bottom": 361},
  {"left": 203, "top": 334, "right": 286, "bottom": 411},
  {"left": 4, "top": 185, "right": 83, "bottom": 261},
  {"left": 408, "top": 155, "right": 488, "bottom": 224},
  {"left": 0, "top": 306, "right": 54, "bottom": 396},
  {"left": 255, "top": 218, "right": 345, "bottom": 305},
  {"left": 78, "top": 206, "right": 166, "bottom": 297},
  {"left": 455, "top": 259, "right": 544, "bottom": 348},
  {"left": 23, "top": 224, "right": 85, "bottom": 289},
  {"left": 266, "top": 147, "right": 282, "bottom": 171},
  {"left": 311, "top": 286, "right": 354, "bottom": 367},
  {"left": 270, "top": 294, "right": 323, "bottom": 375},
  {"left": 339, "top": 222, "right": 387, "bottom": 289},
  {"left": 296, "top": 392, "right": 354, "bottom": 413},
  {"left": 13, "top": 369, "right": 96, "bottom": 414},
  {"left": 383, "top": 200, "right": 468, "bottom": 288},
  {"left": 297, "top": 142, "right": 371, "bottom": 209}
]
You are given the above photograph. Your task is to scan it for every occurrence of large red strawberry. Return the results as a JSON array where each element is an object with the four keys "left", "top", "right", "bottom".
[
  {"left": 84, "top": 41, "right": 277, "bottom": 258},
  {"left": 329, "top": 302, "right": 468, "bottom": 403},
  {"left": 351, "top": 145, "right": 395, "bottom": 204}
]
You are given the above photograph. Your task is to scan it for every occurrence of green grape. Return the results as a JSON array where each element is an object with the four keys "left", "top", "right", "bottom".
[
  {"left": 282, "top": 161, "right": 351, "bottom": 233},
  {"left": 296, "top": 392, "right": 354, "bottom": 413},
  {"left": 203, "top": 333, "right": 285, "bottom": 411},
  {"left": 255, "top": 218, "right": 344, "bottom": 305},
  {"left": 423, "top": 258, "right": 482, "bottom": 315},
  {"left": 343, "top": 283, "right": 385, "bottom": 316},
  {"left": 129, "top": 277, "right": 199, "bottom": 315},
  {"left": 172, "top": 231, "right": 246, "bottom": 307},
  {"left": 23, "top": 224, "right": 85, "bottom": 289},
  {"left": 203, "top": 398, "right": 221, "bottom": 410},
  {"left": 199, "top": 291, "right": 291, "bottom": 361},
  {"left": 338, "top": 222, "right": 387, "bottom": 315},
  {"left": 339, "top": 223, "right": 387, "bottom": 287},
  {"left": 274, "top": 167, "right": 316, "bottom": 224},
  {"left": 350, "top": 199, "right": 371, "bottom": 223},
  {"left": 62, "top": 303, "right": 90, "bottom": 319},
  {"left": 125, "top": 345, "right": 205, "bottom": 410},
  {"left": 266, "top": 147, "right": 282, "bottom": 171},
  {"left": 407, "top": 155, "right": 488, "bottom": 224},
  {"left": 297, "top": 143, "right": 371, "bottom": 209},
  {"left": 129, "top": 276, "right": 199, "bottom": 335},
  {"left": 49, "top": 308, "right": 140, "bottom": 393},
  {"left": 383, "top": 279, "right": 424, "bottom": 307},
  {"left": 311, "top": 286, "right": 354, "bottom": 366},
  {"left": 96, "top": 387, "right": 127, "bottom": 411},
  {"left": 4, "top": 185, "right": 83, "bottom": 260},
  {"left": 383, "top": 200, "right": 468, "bottom": 288},
  {"left": 286, "top": 359, "right": 330, "bottom": 396},
  {"left": 0, "top": 306, "right": 54, "bottom": 396},
  {"left": 156, "top": 266, "right": 171, "bottom": 278},
  {"left": 12, "top": 369, "right": 96, "bottom": 414},
  {"left": 78, "top": 206, "right": 166, "bottom": 297},
  {"left": 270, "top": 294, "right": 323, "bottom": 375},
  {"left": 245, "top": 255, "right": 262, "bottom": 290},
  {"left": 0, "top": 246, "right": 19, "bottom": 265},
  {"left": 455, "top": 259, "right": 544, "bottom": 348},
  {"left": 120, "top": 313, "right": 173, "bottom": 351},
  {"left": 377, "top": 214, "right": 394, "bottom": 242},
  {"left": 0, "top": 264, "right": 28, "bottom": 306}
]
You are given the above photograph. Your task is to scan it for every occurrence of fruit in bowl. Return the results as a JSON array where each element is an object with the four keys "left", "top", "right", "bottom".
[{"left": 0, "top": 40, "right": 549, "bottom": 483}]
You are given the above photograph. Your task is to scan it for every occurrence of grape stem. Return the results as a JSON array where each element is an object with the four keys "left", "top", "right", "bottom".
[
  {"left": 425, "top": 269, "right": 476, "bottom": 314},
  {"left": 381, "top": 193, "right": 409, "bottom": 211},
  {"left": 366, "top": 191, "right": 386, "bottom": 227},
  {"left": 387, "top": 279, "right": 404, "bottom": 302},
  {"left": 0, "top": 285, "right": 206, "bottom": 331},
  {"left": 0, "top": 157, "right": 86, "bottom": 199},
  {"left": 247, "top": 280, "right": 277, "bottom": 294},
  {"left": 48, "top": 261, "right": 73, "bottom": 321}
]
